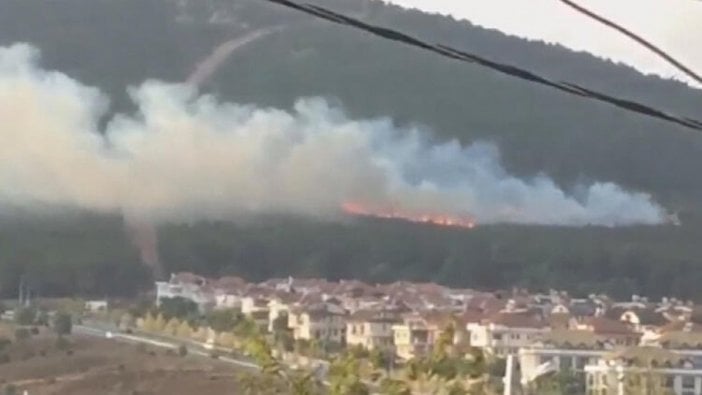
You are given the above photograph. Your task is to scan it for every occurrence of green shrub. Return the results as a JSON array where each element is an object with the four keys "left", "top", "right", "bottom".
[
  {"left": 14, "top": 307, "right": 36, "bottom": 326},
  {"left": 14, "top": 328, "right": 30, "bottom": 342},
  {"left": 53, "top": 312, "right": 73, "bottom": 336}
]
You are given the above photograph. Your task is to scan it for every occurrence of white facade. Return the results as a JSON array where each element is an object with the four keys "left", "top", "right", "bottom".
[
  {"left": 586, "top": 360, "right": 702, "bottom": 395},
  {"left": 392, "top": 323, "right": 433, "bottom": 360},
  {"left": 289, "top": 309, "right": 346, "bottom": 344},
  {"left": 519, "top": 346, "right": 606, "bottom": 384},
  {"left": 468, "top": 322, "right": 548, "bottom": 356},
  {"left": 347, "top": 320, "right": 395, "bottom": 350},
  {"left": 214, "top": 293, "right": 242, "bottom": 310},
  {"left": 241, "top": 296, "right": 269, "bottom": 316},
  {"left": 155, "top": 280, "right": 214, "bottom": 311}
]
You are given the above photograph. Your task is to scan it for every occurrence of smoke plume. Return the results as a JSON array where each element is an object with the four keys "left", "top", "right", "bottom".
[{"left": 0, "top": 44, "right": 666, "bottom": 227}]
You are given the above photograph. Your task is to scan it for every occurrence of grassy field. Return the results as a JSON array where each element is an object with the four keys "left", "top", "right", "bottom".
[{"left": 0, "top": 323, "right": 249, "bottom": 395}]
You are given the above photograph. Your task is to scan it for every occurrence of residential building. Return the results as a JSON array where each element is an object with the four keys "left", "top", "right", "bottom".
[
  {"left": 346, "top": 310, "right": 399, "bottom": 351},
  {"left": 467, "top": 312, "right": 549, "bottom": 356},
  {"left": 574, "top": 317, "right": 641, "bottom": 347},
  {"left": 519, "top": 330, "right": 616, "bottom": 387},
  {"left": 268, "top": 292, "right": 299, "bottom": 332},
  {"left": 391, "top": 312, "right": 455, "bottom": 360},
  {"left": 155, "top": 272, "right": 214, "bottom": 311},
  {"left": 585, "top": 347, "right": 702, "bottom": 395},
  {"left": 289, "top": 304, "right": 346, "bottom": 344}
]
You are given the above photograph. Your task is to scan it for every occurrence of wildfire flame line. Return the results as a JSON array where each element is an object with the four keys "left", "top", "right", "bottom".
[{"left": 341, "top": 202, "right": 476, "bottom": 229}]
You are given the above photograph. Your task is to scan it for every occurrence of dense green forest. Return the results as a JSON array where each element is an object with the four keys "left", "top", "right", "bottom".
[{"left": 0, "top": 0, "right": 701, "bottom": 299}]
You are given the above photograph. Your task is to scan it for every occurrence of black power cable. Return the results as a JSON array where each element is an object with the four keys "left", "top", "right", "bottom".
[
  {"left": 559, "top": 0, "right": 702, "bottom": 86},
  {"left": 263, "top": 0, "right": 702, "bottom": 131}
]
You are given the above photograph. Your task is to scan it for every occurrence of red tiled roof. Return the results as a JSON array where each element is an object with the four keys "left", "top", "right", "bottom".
[
  {"left": 487, "top": 312, "right": 547, "bottom": 329},
  {"left": 583, "top": 317, "right": 638, "bottom": 336}
]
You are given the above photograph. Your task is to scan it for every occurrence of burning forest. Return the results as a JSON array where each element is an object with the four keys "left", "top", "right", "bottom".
[{"left": 0, "top": 44, "right": 667, "bottom": 229}]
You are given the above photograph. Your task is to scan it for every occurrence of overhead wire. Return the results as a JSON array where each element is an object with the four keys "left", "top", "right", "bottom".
[
  {"left": 263, "top": 0, "right": 702, "bottom": 131},
  {"left": 558, "top": 0, "right": 702, "bottom": 86}
]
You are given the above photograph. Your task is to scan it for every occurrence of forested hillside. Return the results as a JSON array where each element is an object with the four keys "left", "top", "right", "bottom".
[{"left": 0, "top": 0, "right": 701, "bottom": 299}]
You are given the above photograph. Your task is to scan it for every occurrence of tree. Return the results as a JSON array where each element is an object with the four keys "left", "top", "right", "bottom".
[
  {"left": 176, "top": 320, "right": 193, "bottom": 338},
  {"left": 329, "top": 353, "right": 369, "bottom": 395},
  {"left": 369, "top": 348, "right": 390, "bottom": 371},
  {"left": 15, "top": 306, "right": 36, "bottom": 326},
  {"left": 164, "top": 318, "right": 180, "bottom": 336},
  {"left": 53, "top": 312, "right": 73, "bottom": 336},
  {"left": 14, "top": 328, "right": 30, "bottom": 342},
  {"left": 379, "top": 378, "right": 412, "bottom": 395},
  {"left": 531, "top": 369, "right": 584, "bottom": 395},
  {"left": 240, "top": 335, "right": 321, "bottom": 395},
  {"left": 36, "top": 309, "right": 50, "bottom": 326},
  {"left": 233, "top": 316, "right": 259, "bottom": 338},
  {"left": 153, "top": 314, "right": 166, "bottom": 333},
  {"left": 140, "top": 312, "right": 157, "bottom": 332},
  {"left": 446, "top": 380, "right": 468, "bottom": 395},
  {"left": 158, "top": 297, "right": 199, "bottom": 321},
  {"left": 206, "top": 309, "right": 241, "bottom": 332}
]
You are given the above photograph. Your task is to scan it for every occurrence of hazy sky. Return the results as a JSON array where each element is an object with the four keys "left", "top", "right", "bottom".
[{"left": 385, "top": 0, "right": 702, "bottom": 88}]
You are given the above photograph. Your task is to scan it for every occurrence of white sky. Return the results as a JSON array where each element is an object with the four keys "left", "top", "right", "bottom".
[{"left": 384, "top": 0, "right": 702, "bottom": 88}]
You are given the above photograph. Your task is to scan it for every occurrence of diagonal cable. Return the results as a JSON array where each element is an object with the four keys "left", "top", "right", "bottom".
[
  {"left": 559, "top": 0, "right": 702, "bottom": 86},
  {"left": 263, "top": 0, "right": 702, "bottom": 131}
]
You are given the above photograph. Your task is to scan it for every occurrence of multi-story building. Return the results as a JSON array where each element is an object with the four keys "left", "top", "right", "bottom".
[
  {"left": 467, "top": 312, "right": 549, "bottom": 357},
  {"left": 267, "top": 292, "right": 299, "bottom": 332},
  {"left": 519, "top": 330, "right": 617, "bottom": 386},
  {"left": 391, "top": 312, "right": 455, "bottom": 360},
  {"left": 346, "top": 310, "right": 399, "bottom": 351},
  {"left": 155, "top": 272, "right": 214, "bottom": 311},
  {"left": 585, "top": 347, "right": 702, "bottom": 395},
  {"left": 288, "top": 304, "right": 346, "bottom": 345}
]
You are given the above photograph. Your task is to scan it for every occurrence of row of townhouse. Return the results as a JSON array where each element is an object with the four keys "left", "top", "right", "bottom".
[
  {"left": 519, "top": 329, "right": 702, "bottom": 394},
  {"left": 516, "top": 306, "right": 702, "bottom": 395},
  {"left": 155, "top": 272, "right": 702, "bottom": 376}
]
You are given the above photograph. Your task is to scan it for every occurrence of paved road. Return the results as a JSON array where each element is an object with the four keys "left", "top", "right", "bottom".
[
  {"left": 74, "top": 324, "right": 260, "bottom": 370},
  {"left": 75, "top": 323, "right": 379, "bottom": 392}
]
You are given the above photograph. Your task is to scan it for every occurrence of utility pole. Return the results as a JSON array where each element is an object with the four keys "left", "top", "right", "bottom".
[{"left": 503, "top": 354, "right": 514, "bottom": 395}]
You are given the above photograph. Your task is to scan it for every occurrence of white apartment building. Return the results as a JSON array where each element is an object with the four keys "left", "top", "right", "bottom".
[
  {"left": 288, "top": 304, "right": 346, "bottom": 344},
  {"left": 155, "top": 273, "right": 214, "bottom": 311},
  {"left": 585, "top": 347, "right": 702, "bottom": 395},
  {"left": 467, "top": 312, "right": 549, "bottom": 356},
  {"left": 346, "top": 310, "right": 399, "bottom": 351}
]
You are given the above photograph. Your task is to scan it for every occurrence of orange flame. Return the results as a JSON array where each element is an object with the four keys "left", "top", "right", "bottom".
[{"left": 342, "top": 202, "right": 476, "bottom": 229}]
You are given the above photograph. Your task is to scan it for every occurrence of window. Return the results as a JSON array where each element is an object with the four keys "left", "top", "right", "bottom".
[
  {"left": 561, "top": 356, "right": 573, "bottom": 369},
  {"left": 493, "top": 333, "right": 503, "bottom": 341},
  {"left": 682, "top": 376, "right": 694, "bottom": 389},
  {"left": 576, "top": 357, "right": 585, "bottom": 370},
  {"left": 665, "top": 375, "right": 674, "bottom": 388}
]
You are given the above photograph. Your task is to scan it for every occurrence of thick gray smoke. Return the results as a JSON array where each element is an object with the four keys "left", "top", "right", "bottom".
[{"left": 0, "top": 44, "right": 666, "bottom": 227}]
